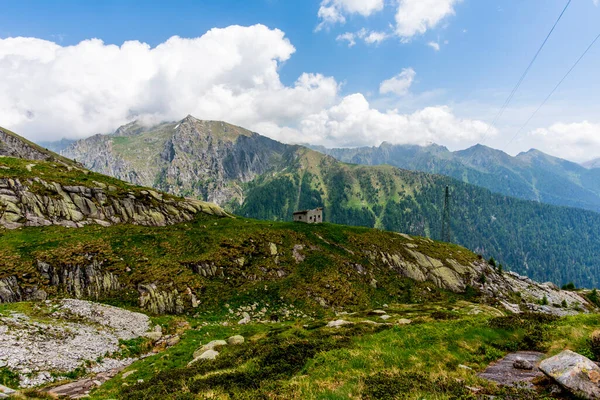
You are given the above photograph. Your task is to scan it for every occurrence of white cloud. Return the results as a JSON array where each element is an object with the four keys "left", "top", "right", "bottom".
[
  {"left": 316, "top": 0, "right": 384, "bottom": 30},
  {"left": 363, "top": 30, "right": 389, "bottom": 45},
  {"left": 594, "top": 0, "right": 599, "bottom": 6},
  {"left": 380, "top": 68, "right": 416, "bottom": 96},
  {"left": 395, "top": 0, "right": 461, "bottom": 40},
  {"left": 0, "top": 25, "right": 340, "bottom": 141},
  {"left": 290, "top": 94, "right": 492, "bottom": 148},
  {"left": 336, "top": 29, "right": 389, "bottom": 47},
  {"left": 336, "top": 32, "right": 357, "bottom": 47},
  {"left": 427, "top": 41, "right": 440, "bottom": 51},
  {"left": 527, "top": 121, "right": 600, "bottom": 161}
]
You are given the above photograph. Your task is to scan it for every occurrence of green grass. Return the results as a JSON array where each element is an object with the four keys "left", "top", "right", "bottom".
[
  {"left": 0, "top": 213, "right": 482, "bottom": 316},
  {"left": 77, "top": 303, "right": 596, "bottom": 400}
]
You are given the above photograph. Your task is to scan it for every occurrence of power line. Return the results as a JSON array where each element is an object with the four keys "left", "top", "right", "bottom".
[
  {"left": 507, "top": 31, "right": 600, "bottom": 145},
  {"left": 477, "top": 0, "right": 572, "bottom": 146}
]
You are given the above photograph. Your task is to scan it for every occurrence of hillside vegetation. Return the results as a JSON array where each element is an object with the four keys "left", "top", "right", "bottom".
[
  {"left": 311, "top": 142, "right": 600, "bottom": 213},
  {"left": 60, "top": 117, "right": 600, "bottom": 288}
]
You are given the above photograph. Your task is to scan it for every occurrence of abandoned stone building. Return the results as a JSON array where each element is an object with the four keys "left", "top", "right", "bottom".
[{"left": 293, "top": 207, "right": 323, "bottom": 224}]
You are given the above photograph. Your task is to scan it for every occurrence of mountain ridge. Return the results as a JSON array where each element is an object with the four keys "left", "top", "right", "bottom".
[
  {"left": 311, "top": 142, "right": 600, "bottom": 213},
  {"left": 58, "top": 116, "right": 600, "bottom": 288}
]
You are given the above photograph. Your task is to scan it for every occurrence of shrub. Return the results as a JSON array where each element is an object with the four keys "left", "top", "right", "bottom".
[{"left": 587, "top": 289, "right": 600, "bottom": 307}]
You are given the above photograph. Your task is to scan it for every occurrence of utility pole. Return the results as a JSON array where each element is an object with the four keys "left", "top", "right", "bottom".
[{"left": 441, "top": 185, "right": 451, "bottom": 243}]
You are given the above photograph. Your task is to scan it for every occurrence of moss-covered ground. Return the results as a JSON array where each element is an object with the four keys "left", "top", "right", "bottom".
[
  {"left": 5, "top": 300, "right": 595, "bottom": 399},
  {"left": 0, "top": 213, "right": 481, "bottom": 315}
]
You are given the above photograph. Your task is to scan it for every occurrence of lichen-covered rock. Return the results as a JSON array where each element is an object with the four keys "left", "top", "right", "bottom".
[
  {"left": 0, "top": 176, "right": 230, "bottom": 230},
  {"left": 539, "top": 350, "right": 600, "bottom": 399},
  {"left": 227, "top": 335, "right": 244, "bottom": 345},
  {"left": 138, "top": 284, "right": 185, "bottom": 314},
  {"left": 193, "top": 340, "right": 227, "bottom": 359}
]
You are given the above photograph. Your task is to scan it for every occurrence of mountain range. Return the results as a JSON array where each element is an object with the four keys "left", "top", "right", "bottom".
[
  {"left": 582, "top": 157, "right": 600, "bottom": 169},
  {"left": 309, "top": 142, "right": 600, "bottom": 214},
  {"left": 59, "top": 116, "right": 600, "bottom": 288}
]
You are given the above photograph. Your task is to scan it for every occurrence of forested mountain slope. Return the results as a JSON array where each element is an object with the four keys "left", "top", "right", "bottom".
[
  {"left": 310, "top": 142, "right": 600, "bottom": 213},
  {"left": 59, "top": 117, "right": 600, "bottom": 288}
]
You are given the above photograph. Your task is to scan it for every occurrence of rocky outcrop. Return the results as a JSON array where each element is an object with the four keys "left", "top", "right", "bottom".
[
  {"left": 0, "top": 276, "right": 22, "bottom": 303},
  {"left": 0, "top": 128, "right": 59, "bottom": 162},
  {"left": 138, "top": 284, "right": 186, "bottom": 315},
  {"left": 539, "top": 350, "right": 600, "bottom": 399},
  {"left": 38, "top": 259, "right": 120, "bottom": 299},
  {"left": 0, "top": 177, "right": 229, "bottom": 229},
  {"left": 374, "top": 246, "right": 590, "bottom": 316},
  {"left": 62, "top": 116, "right": 289, "bottom": 205}
]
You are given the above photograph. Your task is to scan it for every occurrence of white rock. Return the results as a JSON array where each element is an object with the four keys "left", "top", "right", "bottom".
[{"left": 326, "top": 320, "right": 352, "bottom": 328}]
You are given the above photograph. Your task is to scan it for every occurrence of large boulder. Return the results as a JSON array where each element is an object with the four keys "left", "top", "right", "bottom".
[{"left": 539, "top": 350, "right": 600, "bottom": 399}]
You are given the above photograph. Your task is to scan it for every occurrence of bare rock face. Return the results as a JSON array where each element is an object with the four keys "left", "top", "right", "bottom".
[
  {"left": 0, "top": 128, "right": 57, "bottom": 161},
  {"left": 62, "top": 116, "right": 288, "bottom": 206},
  {"left": 539, "top": 350, "right": 600, "bottom": 399},
  {"left": 0, "top": 177, "right": 229, "bottom": 229}
]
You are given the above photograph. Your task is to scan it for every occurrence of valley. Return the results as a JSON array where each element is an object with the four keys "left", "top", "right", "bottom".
[{"left": 60, "top": 117, "right": 600, "bottom": 288}]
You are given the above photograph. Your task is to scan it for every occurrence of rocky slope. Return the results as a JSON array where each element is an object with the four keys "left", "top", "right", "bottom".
[
  {"left": 0, "top": 129, "right": 229, "bottom": 230},
  {"left": 63, "top": 116, "right": 290, "bottom": 205},
  {"left": 0, "top": 210, "right": 592, "bottom": 317},
  {"left": 0, "top": 299, "right": 150, "bottom": 387},
  {"left": 57, "top": 117, "right": 600, "bottom": 289},
  {"left": 0, "top": 126, "right": 74, "bottom": 165}
]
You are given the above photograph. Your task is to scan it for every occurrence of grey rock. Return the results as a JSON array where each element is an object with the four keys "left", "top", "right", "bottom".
[
  {"left": 513, "top": 357, "right": 533, "bottom": 370},
  {"left": 326, "top": 319, "right": 352, "bottom": 328},
  {"left": 539, "top": 350, "right": 600, "bottom": 399},
  {"left": 227, "top": 335, "right": 244, "bottom": 345}
]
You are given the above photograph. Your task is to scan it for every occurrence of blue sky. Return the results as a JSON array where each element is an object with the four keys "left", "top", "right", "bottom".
[{"left": 0, "top": 0, "right": 599, "bottom": 161}]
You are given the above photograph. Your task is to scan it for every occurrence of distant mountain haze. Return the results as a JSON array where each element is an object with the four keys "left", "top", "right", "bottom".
[
  {"left": 582, "top": 157, "right": 600, "bottom": 169},
  {"left": 309, "top": 142, "right": 600, "bottom": 214},
  {"left": 58, "top": 116, "right": 600, "bottom": 288}
]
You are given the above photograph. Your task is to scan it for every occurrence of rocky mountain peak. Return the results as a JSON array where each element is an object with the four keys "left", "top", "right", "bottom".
[{"left": 0, "top": 126, "right": 75, "bottom": 165}]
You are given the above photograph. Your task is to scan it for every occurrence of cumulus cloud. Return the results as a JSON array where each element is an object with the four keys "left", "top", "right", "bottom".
[
  {"left": 336, "top": 28, "right": 389, "bottom": 47},
  {"left": 0, "top": 25, "right": 339, "bottom": 141},
  {"left": 288, "top": 93, "right": 493, "bottom": 148},
  {"left": 427, "top": 41, "right": 440, "bottom": 51},
  {"left": 336, "top": 32, "right": 357, "bottom": 47},
  {"left": 395, "top": 0, "right": 461, "bottom": 41},
  {"left": 527, "top": 121, "right": 600, "bottom": 161},
  {"left": 379, "top": 68, "right": 416, "bottom": 96},
  {"left": 316, "top": 0, "right": 384, "bottom": 30}
]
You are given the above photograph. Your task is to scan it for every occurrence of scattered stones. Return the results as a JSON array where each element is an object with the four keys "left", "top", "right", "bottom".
[
  {"left": 227, "top": 335, "right": 244, "bottom": 345},
  {"left": 0, "top": 299, "right": 151, "bottom": 387},
  {"left": 326, "top": 319, "right": 352, "bottom": 328},
  {"left": 478, "top": 351, "right": 544, "bottom": 388},
  {"left": 513, "top": 357, "right": 533, "bottom": 370},
  {"left": 193, "top": 340, "right": 227, "bottom": 358},
  {"left": 369, "top": 310, "right": 386, "bottom": 315},
  {"left": 458, "top": 364, "right": 473, "bottom": 371},
  {"left": 238, "top": 312, "right": 251, "bottom": 325},
  {"left": 380, "top": 315, "right": 391, "bottom": 320},
  {"left": 539, "top": 350, "right": 600, "bottom": 399},
  {"left": 397, "top": 319, "right": 412, "bottom": 325}
]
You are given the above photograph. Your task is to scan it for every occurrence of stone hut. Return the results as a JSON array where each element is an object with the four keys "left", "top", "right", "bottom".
[{"left": 293, "top": 207, "right": 323, "bottom": 224}]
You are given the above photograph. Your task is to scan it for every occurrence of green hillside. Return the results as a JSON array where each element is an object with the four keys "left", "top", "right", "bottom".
[
  {"left": 311, "top": 142, "right": 600, "bottom": 213},
  {"left": 235, "top": 148, "right": 600, "bottom": 288},
  {"left": 60, "top": 117, "right": 600, "bottom": 288}
]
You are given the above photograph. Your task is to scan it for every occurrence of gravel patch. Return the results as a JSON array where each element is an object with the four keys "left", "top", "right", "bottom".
[{"left": 0, "top": 299, "right": 150, "bottom": 388}]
